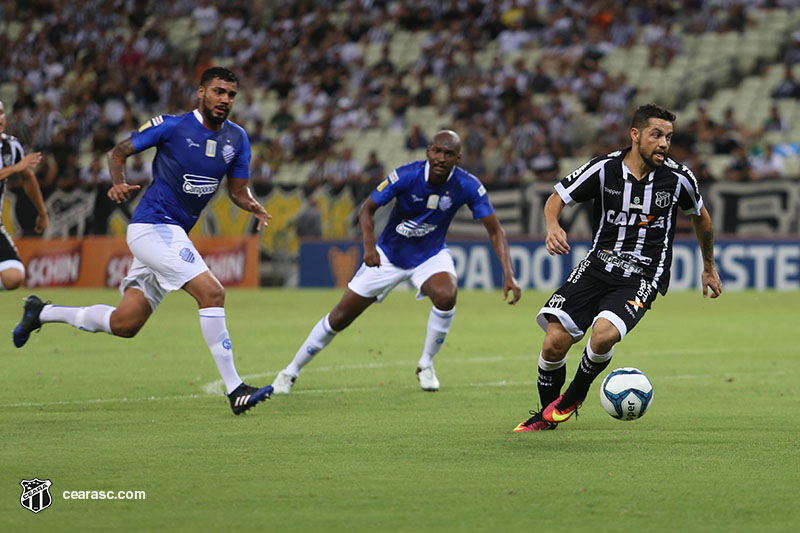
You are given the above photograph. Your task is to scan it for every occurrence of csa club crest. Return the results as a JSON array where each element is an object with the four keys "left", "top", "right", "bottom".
[
  {"left": 20, "top": 478, "right": 52, "bottom": 513},
  {"left": 222, "top": 143, "right": 235, "bottom": 163},
  {"left": 654, "top": 191, "right": 671, "bottom": 208}
]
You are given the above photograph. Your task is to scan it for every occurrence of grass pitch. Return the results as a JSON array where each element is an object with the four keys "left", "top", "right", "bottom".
[{"left": 1, "top": 287, "right": 798, "bottom": 532}]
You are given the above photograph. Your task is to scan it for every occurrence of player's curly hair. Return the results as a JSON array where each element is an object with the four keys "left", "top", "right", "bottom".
[
  {"left": 631, "top": 103, "right": 676, "bottom": 130},
  {"left": 200, "top": 67, "right": 239, "bottom": 87}
]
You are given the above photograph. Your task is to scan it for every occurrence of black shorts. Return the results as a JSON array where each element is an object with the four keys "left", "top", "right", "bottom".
[
  {"left": 0, "top": 225, "right": 22, "bottom": 264},
  {"left": 536, "top": 257, "right": 658, "bottom": 342}
]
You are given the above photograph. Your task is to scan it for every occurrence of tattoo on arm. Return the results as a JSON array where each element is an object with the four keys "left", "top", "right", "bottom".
[{"left": 108, "top": 139, "right": 136, "bottom": 185}]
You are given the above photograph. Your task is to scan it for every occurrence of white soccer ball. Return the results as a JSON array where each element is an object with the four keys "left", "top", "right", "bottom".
[{"left": 600, "top": 367, "right": 654, "bottom": 421}]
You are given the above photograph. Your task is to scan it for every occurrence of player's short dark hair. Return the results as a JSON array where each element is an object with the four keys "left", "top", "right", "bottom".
[
  {"left": 200, "top": 67, "right": 239, "bottom": 87},
  {"left": 631, "top": 103, "right": 676, "bottom": 130}
]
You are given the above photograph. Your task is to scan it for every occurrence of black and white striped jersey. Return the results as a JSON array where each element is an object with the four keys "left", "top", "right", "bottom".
[
  {"left": 554, "top": 147, "right": 703, "bottom": 295},
  {"left": 0, "top": 133, "right": 26, "bottom": 223}
]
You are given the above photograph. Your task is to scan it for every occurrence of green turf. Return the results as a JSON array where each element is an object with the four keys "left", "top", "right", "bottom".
[{"left": 1, "top": 288, "right": 798, "bottom": 531}]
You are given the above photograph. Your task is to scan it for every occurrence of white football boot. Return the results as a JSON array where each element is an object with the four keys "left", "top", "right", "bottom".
[
  {"left": 271, "top": 369, "right": 298, "bottom": 394},
  {"left": 416, "top": 365, "right": 440, "bottom": 392}
]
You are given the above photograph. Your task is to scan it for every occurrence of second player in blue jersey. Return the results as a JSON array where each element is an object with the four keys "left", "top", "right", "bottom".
[{"left": 271, "top": 130, "right": 522, "bottom": 394}]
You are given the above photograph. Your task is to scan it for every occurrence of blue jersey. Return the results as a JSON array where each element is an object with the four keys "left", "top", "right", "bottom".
[
  {"left": 130, "top": 110, "right": 251, "bottom": 232},
  {"left": 371, "top": 160, "right": 494, "bottom": 269}
]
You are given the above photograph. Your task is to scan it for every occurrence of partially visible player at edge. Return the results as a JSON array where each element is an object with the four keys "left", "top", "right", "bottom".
[
  {"left": 514, "top": 103, "right": 722, "bottom": 432},
  {"left": 272, "top": 130, "right": 521, "bottom": 394},
  {"left": 12, "top": 67, "right": 274, "bottom": 415},
  {"left": 0, "top": 99, "right": 48, "bottom": 290}
]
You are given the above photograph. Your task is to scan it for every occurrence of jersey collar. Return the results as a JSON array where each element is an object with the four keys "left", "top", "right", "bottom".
[
  {"left": 621, "top": 160, "right": 655, "bottom": 182},
  {"left": 192, "top": 109, "right": 204, "bottom": 124},
  {"left": 424, "top": 160, "right": 455, "bottom": 184}
]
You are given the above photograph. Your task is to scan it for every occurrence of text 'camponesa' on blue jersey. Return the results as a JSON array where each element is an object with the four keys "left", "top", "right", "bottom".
[
  {"left": 129, "top": 109, "right": 251, "bottom": 232},
  {"left": 371, "top": 160, "right": 494, "bottom": 269}
]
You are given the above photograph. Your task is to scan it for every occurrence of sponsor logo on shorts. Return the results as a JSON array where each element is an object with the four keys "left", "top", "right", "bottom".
[
  {"left": 626, "top": 297, "right": 644, "bottom": 311},
  {"left": 396, "top": 220, "right": 436, "bottom": 238},
  {"left": 567, "top": 259, "right": 590, "bottom": 283},
  {"left": 547, "top": 293, "right": 566, "bottom": 310},
  {"left": 179, "top": 247, "right": 195, "bottom": 263},
  {"left": 182, "top": 174, "right": 219, "bottom": 196}
]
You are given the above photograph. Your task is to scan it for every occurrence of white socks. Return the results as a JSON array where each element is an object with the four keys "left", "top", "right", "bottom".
[
  {"left": 539, "top": 353, "right": 567, "bottom": 371},
  {"left": 199, "top": 307, "right": 242, "bottom": 395},
  {"left": 39, "top": 304, "right": 114, "bottom": 334},
  {"left": 418, "top": 306, "right": 455, "bottom": 368},
  {"left": 286, "top": 314, "right": 337, "bottom": 376},
  {"left": 285, "top": 306, "right": 454, "bottom": 377},
  {"left": 586, "top": 341, "right": 614, "bottom": 363}
]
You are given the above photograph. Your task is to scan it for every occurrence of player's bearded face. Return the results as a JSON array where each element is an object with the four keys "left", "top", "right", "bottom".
[
  {"left": 199, "top": 79, "right": 238, "bottom": 126},
  {"left": 637, "top": 118, "right": 672, "bottom": 168}
]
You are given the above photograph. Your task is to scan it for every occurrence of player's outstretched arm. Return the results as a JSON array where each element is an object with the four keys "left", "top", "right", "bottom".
[
  {"left": 544, "top": 192, "right": 570, "bottom": 256},
  {"left": 481, "top": 213, "right": 521, "bottom": 305},
  {"left": 227, "top": 178, "right": 271, "bottom": 231},
  {"left": 691, "top": 205, "right": 722, "bottom": 299},
  {"left": 107, "top": 138, "right": 141, "bottom": 203},
  {"left": 359, "top": 197, "right": 381, "bottom": 267},
  {"left": 0, "top": 152, "right": 41, "bottom": 181},
  {"left": 20, "top": 166, "right": 48, "bottom": 233}
]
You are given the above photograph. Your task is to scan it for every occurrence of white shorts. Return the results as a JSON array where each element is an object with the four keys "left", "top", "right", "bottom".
[
  {"left": 120, "top": 223, "right": 209, "bottom": 309},
  {"left": 347, "top": 246, "right": 456, "bottom": 303}
]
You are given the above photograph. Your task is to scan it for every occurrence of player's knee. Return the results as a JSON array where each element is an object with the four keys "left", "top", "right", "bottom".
[
  {"left": 207, "top": 284, "right": 225, "bottom": 307},
  {"left": 109, "top": 312, "right": 145, "bottom": 338},
  {"left": 542, "top": 333, "right": 571, "bottom": 360},
  {"left": 197, "top": 283, "right": 225, "bottom": 308},
  {"left": 430, "top": 286, "right": 457, "bottom": 311},
  {"left": 111, "top": 322, "right": 142, "bottom": 338},
  {"left": 589, "top": 324, "right": 620, "bottom": 354},
  {"left": 0, "top": 269, "right": 24, "bottom": 290}
]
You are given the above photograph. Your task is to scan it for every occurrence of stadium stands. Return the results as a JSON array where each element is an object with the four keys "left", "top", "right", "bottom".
[{"left": 1, "top": 1, "right": 799, "bottom": 214}]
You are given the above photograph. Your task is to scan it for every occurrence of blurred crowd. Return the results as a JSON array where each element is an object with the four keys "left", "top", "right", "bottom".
[{"left": 1, "top": 0, "right": 799, "bottom": 210}]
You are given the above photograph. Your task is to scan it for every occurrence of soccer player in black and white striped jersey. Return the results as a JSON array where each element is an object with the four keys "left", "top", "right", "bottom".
[
  {"left": 514, "top": 103, "right": 723, "bottom": 432},
  {"left": 0, "top": 100, "right": 49, "bottom": 291}
]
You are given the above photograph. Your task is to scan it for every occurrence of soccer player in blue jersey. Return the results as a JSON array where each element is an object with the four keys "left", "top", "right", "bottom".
[
  {"left": 12, "top": 67, "right": 274, "bottom": 415},
  {"left": 272, "top": 130, "right": 521, "bottom": 393}
]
